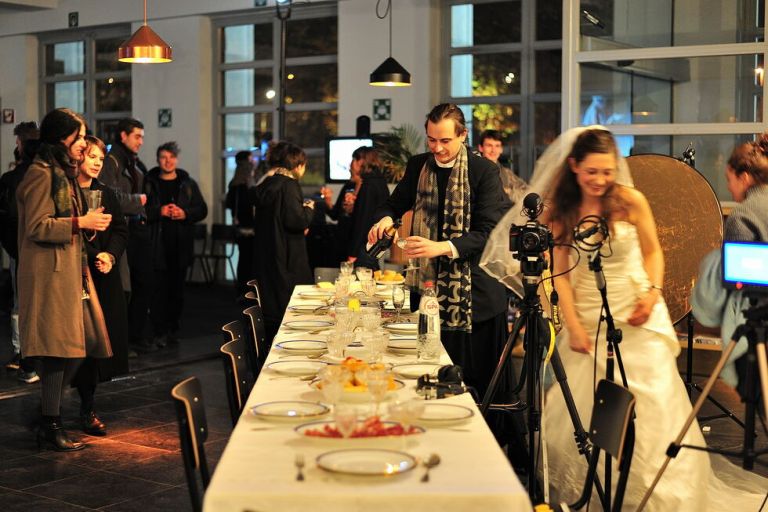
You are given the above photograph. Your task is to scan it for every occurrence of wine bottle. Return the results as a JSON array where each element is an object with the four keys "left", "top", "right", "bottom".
[{"left": 366, "top": 218, "right": 402, "bottom": 259}]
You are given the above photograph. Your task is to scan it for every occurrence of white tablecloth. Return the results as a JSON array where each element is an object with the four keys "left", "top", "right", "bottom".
[{"left": 203, "top": 285, "right": 532, "bottom": 512}]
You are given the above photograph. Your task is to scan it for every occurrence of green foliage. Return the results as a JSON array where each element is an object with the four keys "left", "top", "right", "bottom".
[{"left": 377, "top": 124, "right": 424, "bottom": 183}]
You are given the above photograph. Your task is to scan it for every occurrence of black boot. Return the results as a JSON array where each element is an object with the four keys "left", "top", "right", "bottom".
[
  {"left": 81, "top": 411, "right": 107, "bottom": 436},
  {"left": 37, "top": 416, "right": 86, "bottom": 452}
]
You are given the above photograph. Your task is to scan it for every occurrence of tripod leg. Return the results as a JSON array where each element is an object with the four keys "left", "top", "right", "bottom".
[
  {"left": 480, "top": 313, "right": 525, "bottom": 414},
  {"left": 756, "top": 342, "right": 768, "bottom": 422},
  {"left": 549, "top": 347, "right": 606, "bottom": 504},
  {"left": 636, "top": 338, "right": 740, "bottom": 512}
]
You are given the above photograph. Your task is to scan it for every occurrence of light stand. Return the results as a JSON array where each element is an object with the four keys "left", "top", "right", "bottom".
[
  {"left": 637, "top": 298, "right": 768, "bottom": 511},
  {"left": 276, "top": 0, "right": 292, "bottom": 140}
]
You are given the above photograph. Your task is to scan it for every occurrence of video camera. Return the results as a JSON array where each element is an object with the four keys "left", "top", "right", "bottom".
[
  {"left": 722, "top": 240, "right": 768, "bottom": 295},
  {"left": 509, "top": 193, "right": 553, "bottom": 279}
]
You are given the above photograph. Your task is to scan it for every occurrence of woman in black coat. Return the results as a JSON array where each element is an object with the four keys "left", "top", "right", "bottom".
[
  {"left": 71, "top": 135, "right": 129, "bottom": 436},
  {"left": 348, "top": 147, "right": 391, "bottom": 261},
  {"left": 251, "top": 141, "right": 314, "bottom": 341}
]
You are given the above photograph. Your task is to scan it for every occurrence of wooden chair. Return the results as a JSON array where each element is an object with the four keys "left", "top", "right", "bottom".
[
  {"left": 243, "top": 290, "right": 260, "bottom": 304},
  {"left": 187, "top": 223, "right": 211, "bottom": 283},
  {"left": 571, "top": 379, "right": 636, "bottom": 512},
  {"left": 246, "top": 279, "right": 262, "bottom": 306},
  {"left": 243, "top": 304, "right": 268, "bottom": 371},
  {"left": 205, "top": 224, "right": 237, "bottom": 283},
  {"left": 171, "top": 377, "right": 211, "bottom": 512},
  {"left": 222, "top": 320, "right": 258, "bottom": 382},
  {"left": 220, "top": 337, "right": 252, "bottom": 427}
]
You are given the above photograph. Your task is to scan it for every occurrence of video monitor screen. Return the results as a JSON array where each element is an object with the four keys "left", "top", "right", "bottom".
[
  {"left": 326, "top": 137, "right": 373, "bottom": 183},
  {"left": 722, "top": 240, "right": 768, "bottom": 290}
]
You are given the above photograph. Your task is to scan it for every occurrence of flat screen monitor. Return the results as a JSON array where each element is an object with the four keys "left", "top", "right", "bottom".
[
  {"left": 722, "top": 240, "right": 768, "bottom": 291},
  {"left": 326, "top": 136, "right": 373, "bottom": 183}
]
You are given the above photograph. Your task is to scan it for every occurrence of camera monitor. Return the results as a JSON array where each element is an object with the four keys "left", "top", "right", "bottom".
[
  {"left": 325, "top": 136, "right": 373, "bottom": 183},
  {"left": 722, "top": 240, "right": 768, "bottom": 291}
]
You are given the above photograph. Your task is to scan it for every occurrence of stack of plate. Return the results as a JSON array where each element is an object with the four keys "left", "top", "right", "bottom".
[
  {"left": 383, "top": 321, "right": 417, "bottom": 334},
  {"left": 276, "top": 340, "right": 327, "bottom": 356},
  {"left": 387, "top": 337, "right": 417, "bottom": 355},
  {"left": 249, "top": 401, "right": 330, "bottom": 423}
]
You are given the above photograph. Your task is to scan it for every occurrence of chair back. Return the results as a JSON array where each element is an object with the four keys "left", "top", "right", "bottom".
[
  {"left": 246, "top": 279, "right": 262, "bottom": 305},
  {"left": 221, "top": 337, "right": 252, "bottom": 426},
  {"left": 243, "top": 304, "right": 268, "bottom": 369},
  {"left": 244, "top": 290, "right": 260, "bottom": 304},
  {"left": 187, "top": 224, "right": 211, "bottom": 283},
  {"left": 171, "top": 377, "right": 211, "bottom": 512},
  {"left": 313, "top": 266, "right": 340, "bottom": 284},
  {"left": 222, "top": 319, "right": 257, "bottom": 379},
  {"left": 211, "top": 224, "right": 237, "bottom": 255}
]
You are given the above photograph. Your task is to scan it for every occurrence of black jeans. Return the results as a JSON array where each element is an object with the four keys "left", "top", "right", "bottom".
[
  {"left": 151, "top": 246, "right": 188, "bottom": 337},
  {"left": 127, "top": 221, "right": 152, "bottom": 344}
]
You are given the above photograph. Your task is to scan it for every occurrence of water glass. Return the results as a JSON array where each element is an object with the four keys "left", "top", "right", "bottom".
[
  {"left": 365, "top": 368, "right": 390, "bottom": 415},
  {"left": 340, "top": 261, "right": 354, "bottom": 277},
  {"left": 360, "top": 306, "right": 381, "bottom": 332},
  {"left": 334, "top": 405, "right": 358, "bottom": 438},
  {"left": 318, "top": 365, "right": 350, "bottom": 405},
  {"left": 334, "top": 305, "right": 355, "bottom": 332},
  {"left": 85, "top": 189, "right": 102, "bottom": 211},
  {"left": 326, "top": 332, "right": 346, "bottom": 359},
  {"left": 360, "top": 277, "right": 376, "bottom": 298},
  {"left": 392, "top": 285, "right": 406, "bottom": 322},
  {"left": 334, "top": 276, "right": 350, "bottom": 299}
]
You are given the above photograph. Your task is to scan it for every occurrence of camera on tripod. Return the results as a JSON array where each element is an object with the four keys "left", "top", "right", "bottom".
[{"left": 509, "top": 193, "right": 553, "bottom": 279}]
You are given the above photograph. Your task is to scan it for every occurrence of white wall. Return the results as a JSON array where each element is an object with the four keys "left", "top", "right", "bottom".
[
  {"left": 0, "top": 35, "right": 39, "bottom": 174},
  {"left": 338, "top": 0, "right": 437, "bottom": 138}
]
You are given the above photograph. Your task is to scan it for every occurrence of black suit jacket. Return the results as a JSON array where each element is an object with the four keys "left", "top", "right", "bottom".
[{"left": 375, "top": 151, "right": 511, "bottom": 322}]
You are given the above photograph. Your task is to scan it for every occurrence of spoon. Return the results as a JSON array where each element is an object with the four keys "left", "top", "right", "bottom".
[{"left": 421, "top": 453, "right": 441, "bottom": 482}]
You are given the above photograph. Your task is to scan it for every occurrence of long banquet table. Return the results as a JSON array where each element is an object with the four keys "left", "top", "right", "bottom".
[{"left": 203, "top": 285, "right": 532, "bottom": 512}]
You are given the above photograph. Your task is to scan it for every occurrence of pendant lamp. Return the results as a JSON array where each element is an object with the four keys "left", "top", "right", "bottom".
[
  {"left": 369, "top": 0, "right": 410, "bottom": 86},
  {"left": 119, "top": 0, "right": 172, "bottom": 63}
]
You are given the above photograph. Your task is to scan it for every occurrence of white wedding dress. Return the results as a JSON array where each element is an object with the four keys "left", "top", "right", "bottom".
[{"left": 543, "top": 221, "right": 767, "bottom": 511}]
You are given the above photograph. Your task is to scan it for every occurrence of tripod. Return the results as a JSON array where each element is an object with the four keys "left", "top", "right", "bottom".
[
  {"left": 637, "top": 299, "right": 768, "bottom": 511},
  {"left": 480, "top": 275, "right": 605, "bottom": 504}
]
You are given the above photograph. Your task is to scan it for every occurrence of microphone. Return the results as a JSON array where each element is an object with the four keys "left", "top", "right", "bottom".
[
  {"left": 523, "top": 192, "right": 541, "bottom": 211},
  {"left": 573, "top": 223, "right": 602, "bottom": 242}
]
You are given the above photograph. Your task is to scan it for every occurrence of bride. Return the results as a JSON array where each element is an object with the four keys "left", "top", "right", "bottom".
[{"left": 481, "top": 127, "right": 767, "bottom": 510}]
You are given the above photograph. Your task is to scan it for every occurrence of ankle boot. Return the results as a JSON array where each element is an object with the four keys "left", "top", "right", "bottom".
[
  {"left": 81, "top": 411, "right": 107, "bottom": 436},
  {"left": 37, "top": 417, "right": 86, "bottom": 452}
]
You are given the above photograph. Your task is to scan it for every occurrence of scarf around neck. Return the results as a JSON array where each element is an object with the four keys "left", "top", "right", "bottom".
[{"left": 408, "top": 145, "right": 473, "bottom": 332}]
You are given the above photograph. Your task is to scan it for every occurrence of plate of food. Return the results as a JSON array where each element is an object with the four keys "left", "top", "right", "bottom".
[
  {"left": 276, "top": 339, "right": 327, "bottom": 355},
  {"left": 374, "top": 270, "right": 405, "bottom": 285},
  {"left": 310, "top": 357, "right": 405, "bottom": 402},
  {"left": 249, "top": 401, "right": 330, "bottom": 423},
  {"left": 295, "top": 417, "right": 424, "bottom": 443},
  {"left": 414, "top": 403, "right": 474, "bottom": 427},
  {"left": 266, "top": 360, "right": 328, "bottom": 377},
  {"left": 316, "top": 448, "right": 417, "bottom": 476}
]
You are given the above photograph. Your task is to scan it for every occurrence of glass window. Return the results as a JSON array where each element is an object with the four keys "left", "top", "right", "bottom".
[
  {"left": 626, "top": 134, "right": 754, "bottom": 200},
  {"left": 286, "top": 63, "right": 338, "bottom": 103},
  {"left": 224, "top": 113, "right": 273, "bottom": 151},
  {"left": 223, "top": 68, "right": 274, "bottom": 106},
  {"left": 95, "top": 38, "right": 130, "bottom": 72},
  {"left": 286, "top": 110, "right": 338, "bottom": 149},
  {"left": 45, "top": 41, "right": 84, "bottom": 75},
  {"left": 581, "top": 0, "right": 763, "bottom": 48},
  {"left": 287, "top": 17, "right": 337, "bottom": 57},
  {"left": 536, "top": 1, "right": 562, "bottom": 40},
  {"left": 302, "top": 153, "right": 326, "bottom": 187},
  {"left": 534, "top": 102, "right": 561, "bottom": 158},
  {"left": 95, "top": 119, "right": 121, "bottom": 146},
  {"left": 46, "top": 81, "right": 85, "bottom": 113},
  {"left": 223, "top": 24, "right": 272, "bottom": 63},
  {"left": 451, "top": 53, "right": 522, "bottom": 97},
  {"left": 450, "top": 2, "right": 522, "bottom": 47},
  {"left": 580, "top": 54, "right": 763, "bottom": 124},
  {"left": 461, "top": 102, "right": 521, "bottom": 166},
  {"left": 96, "top": 77, "right": 131, "bottom": 112},
  {"left": 535, "top": 50, "right": 561, "bottom": 93}
]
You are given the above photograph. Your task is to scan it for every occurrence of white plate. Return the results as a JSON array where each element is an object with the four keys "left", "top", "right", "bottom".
[
  {"left": 283, "top": 320, "right": 334, "bottom": 331},
  {"left": 392, "top": 363, "right": 441, "bottom": 380},
  {"left": 310, "top": 378, "right": 406, "bottom": 403},
  {"left": 287, "top": 303, "right": 329, "bottom": 315},
  {"left": 276, "top": 340, "right": 327, "bottom": 355},
  {"left": 415, "top": 403, "right": 474, "bottom": 426},
  {"left": 298, "top": 290, "right": 334, "bottom": 299},
  {"left": 387, "top": 338, "right": 417, "bottom": 355},
  {"left": 249, "top": 401, "right": 330, "bottom": 423},
  {"left": 295, "top": 420, "right": 425, "bottom": 442},
  {"left": 316, "top": 449, "right": 416, "bottom": 476},
  {"left": 383, "top": 322, "right": 418, "bottom": 333},
  {"left": 267, "top": 360, "right": 328, "bottom": 377}
]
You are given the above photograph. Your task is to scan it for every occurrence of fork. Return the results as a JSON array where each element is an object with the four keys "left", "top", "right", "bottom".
[{"left": 295, "top": 453, "right": 305, "bottom": 481}]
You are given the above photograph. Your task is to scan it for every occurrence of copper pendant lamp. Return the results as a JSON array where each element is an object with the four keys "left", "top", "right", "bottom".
[
  {"left": 369, "top": 0, "right": 410, "bottom": 86},
  {"left": 118, "top": 0, "right": 172, "bottom": 63}
]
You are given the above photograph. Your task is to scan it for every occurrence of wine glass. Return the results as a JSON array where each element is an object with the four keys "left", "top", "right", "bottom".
[
  {"left": 340, "top": 260, "right": 354, "bottom": 278},
  {"left": 365, "top": 368, "right": 390, "bottom": 416},
  {"left": 396, "top": 238, "right": 419, "bottom": 273},
  {"left": 392, "top": 285, "right": 406, "bottom": 322},
  {"left": 334, "top": 405, "right": 358, "bottom": 438}
]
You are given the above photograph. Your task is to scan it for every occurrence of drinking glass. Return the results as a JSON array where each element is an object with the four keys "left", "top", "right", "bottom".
[
  {"left": 85, "top": 189, "right": 102, "bottom": 211},
  {"left": 326, "top": 332, "right": 346, "bottom": 359},
  {"left": 334, "top": 405, "right": 358, "bottom": 438},
  {"left": 334, "top": 276, "right": 350, "bottom": 299},
  {"left": 340, "top": 260, "right": 354, "bottom": 277},
  {"left": 360, "top": 277, "right": 376, "bottom": 298},
  {"left": 334, "top": 304, "right": 355, "bottom": 332},
  {"left": 396, "top": 239, "right": 419, "bottom": 272},
  {"left": 360, "top": 305, "right": 381, "bottom": 332},
  {"left": 365, "top": 368, "right": 390, "bottom": 416},
  {"left": 392, "top": 285, "right": 406, "bottom": 322},
  {"left": 318, "top": 366, "right": 349, "bottom": 405}
]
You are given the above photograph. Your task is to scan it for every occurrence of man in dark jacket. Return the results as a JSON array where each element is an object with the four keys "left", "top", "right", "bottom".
[
  {"left": 0, "top": 122, "right": 40, "bottom": 382},
  {"left": 145, "top": 141, "right": 208, "bottom": 346},
  {"left": 99, "top": 118, "right": 155, "bottom": 354}
]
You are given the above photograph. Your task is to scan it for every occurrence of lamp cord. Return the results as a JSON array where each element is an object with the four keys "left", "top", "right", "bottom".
[
  {"left": 375, "top": 0, "right": 393, "bottom": 57},
  {"left": 143, "top": 0, "right": 147, "bottom": 26}
]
